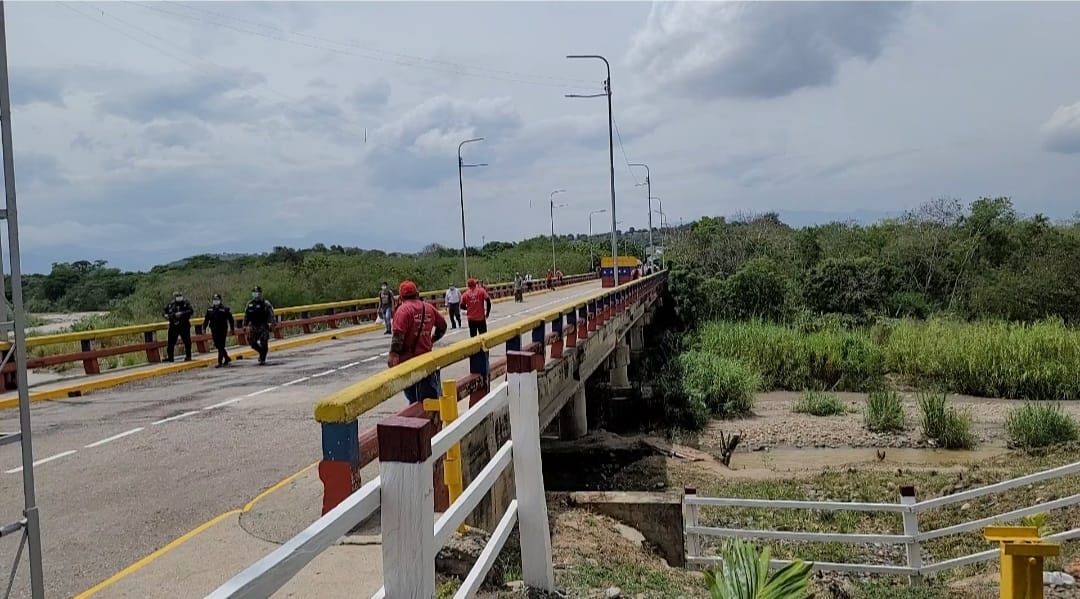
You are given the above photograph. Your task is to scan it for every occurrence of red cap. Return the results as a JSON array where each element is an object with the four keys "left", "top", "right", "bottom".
[
  {"left": 467, "top": 278, "right": 477, "bottom": 288},
  {"left": 399, "top": 281, "right": 419, "bottom": 297}
]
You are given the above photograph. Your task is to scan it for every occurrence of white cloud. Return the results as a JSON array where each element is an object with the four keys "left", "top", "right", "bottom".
[
  {"left": 1042, "top": 101, "right": 1080, "bottom": 154},
  {"left": 625, "top": 1, "right": 912, "bottom": 99}
]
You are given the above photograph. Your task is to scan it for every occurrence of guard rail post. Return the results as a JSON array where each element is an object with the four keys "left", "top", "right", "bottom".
[
  {"left": 531, "top": 322, "right": 546, "bottom": 362},
  {"left": 550, "top": 314, "right": 564, "bottom": 359},
  {"left": 506, "top": 349, "right": 555, "bottom": 591},
  {"left": 194, "top": 325, "right": 210, "bottom": 354},
  {"left": 80, "top": 339, "right": 100, "bottom": 375},
  {"left": 236, "top": 320, "right": 248, "bottom": 346},
  {"left": 900, "top": 485, "right": 922, "bottom": 585},
  {"left": 683, "top": 486, "right": 701, "bottom": 565},
  {"left": 318, "top": 419, "right": 361, "bottom": 515},
  {"left": 300, "top": 311, "right": 312, "bottom": 334},
  {"left": 143, "top": 331, "right": 161, "bottom": 363},
  {"left": 565, "top": 309, "right": 577, "bottom": 349},
  {"left": 326, "top": 308, "right": 338, "bottom": 330},
  {"left": 378, "top": 415, "right": 436, "bottom": 598},
  {"left": 468, "top": 349, "right": 490, "bottom": 407}
]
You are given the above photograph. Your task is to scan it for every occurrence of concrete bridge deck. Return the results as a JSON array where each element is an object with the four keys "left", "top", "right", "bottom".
[{"left": 0, "top": 283, "right": 602, "bottom": 599}]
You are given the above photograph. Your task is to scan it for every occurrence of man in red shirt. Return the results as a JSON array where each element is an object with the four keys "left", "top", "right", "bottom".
[
  {"left": 460, "top": 278, "right": 491, "bottom": 338},
  {"left": 546, "top": 270, "right": 554, "bottom": 290},
  {"left": 388, "top": 280, "right": 448, "bottom": 404}
]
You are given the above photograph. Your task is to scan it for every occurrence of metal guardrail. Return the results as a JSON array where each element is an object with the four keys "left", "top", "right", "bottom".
[
  {"left": 0, "top": 273, "right": 597, "bottom": 388},
  {"left": 684, "top": 459, "right": 1080, "bottom": 579}
]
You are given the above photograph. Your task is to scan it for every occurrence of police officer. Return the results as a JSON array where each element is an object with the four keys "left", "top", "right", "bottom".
[
  {"left": 244, "top": 286, "right": 275, "bottom": 365},
  {"left": 162, "top": 290, "right": 194, "bottom": 362},
  {"left": 203, "top": 293, "right": 235, "bottom": 368}
]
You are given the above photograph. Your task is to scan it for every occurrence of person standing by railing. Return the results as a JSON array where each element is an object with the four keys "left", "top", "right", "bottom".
[
  {"left": 513, "top": 272, "right": 524, "bottom": 303},
  {"left": 245, "top": 286, "right": 275, "bottom": 365},
  {"left": 162, "top": 291, "right": 194, "bottom": 362},
  {"left": 203, "top": 293, "right": 235, "bottom": 368},
  {"left": 461, "top": 278, "right": 490, "bottom": 338},
  {"left": 388, "top": 280, "right": 447, "bottom": 404},
  {"left": 445, "top": 283, "right": 462, "bottom": 329},
  {"left": 378, "top": 282, "right": 394, "bottom": 335}
]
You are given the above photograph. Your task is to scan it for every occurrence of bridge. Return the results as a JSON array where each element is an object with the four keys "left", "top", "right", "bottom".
[{"left": 0, "top": 271, "right": 666, "bottom": 598}]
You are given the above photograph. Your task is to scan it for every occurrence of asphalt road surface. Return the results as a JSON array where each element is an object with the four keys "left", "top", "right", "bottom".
[{"left": 0, "top": 283, "right": 599, "bottom": 598}]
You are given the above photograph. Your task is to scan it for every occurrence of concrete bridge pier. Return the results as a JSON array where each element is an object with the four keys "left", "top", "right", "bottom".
[
  {"left": 628, "top": 323, "right": 644, "bottom": 360},
  {"left": 559, "top": 385, "right": 588, "bottom": 440},
  {"left": 609, "top": 337, "right": 631, "bottom": 390}
]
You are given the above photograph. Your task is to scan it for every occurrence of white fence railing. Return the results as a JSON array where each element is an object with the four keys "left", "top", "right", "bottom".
[
  {"left": 207, "top": 353, "right": 555, "bottom": 599},
  {"left": 685, "top": 460, "right": 1080, "bottom": 580}
]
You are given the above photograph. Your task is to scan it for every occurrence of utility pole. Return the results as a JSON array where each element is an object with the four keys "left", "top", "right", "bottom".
[
  {"left": 588, "top": 208, "right": 607, "bottom": 270},
  {"left": 457, "top": 137, "right": 486, "bottom": 281},
  {"left": 548, "top": 189, "right": 565, "bottom": 275},
  {"left": 629, "top": 163, "right": 652, "bottom": 263},
  {"left": 567, "top": 55, "right": 618, "bottom": 286},
  {"left": 0, "top": 2, "right": 46, "bottom": 595}
]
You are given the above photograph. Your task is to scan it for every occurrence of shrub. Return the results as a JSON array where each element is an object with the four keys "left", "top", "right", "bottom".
[
  {"left": 864, "top": 390, "right": 906, "bottom": 433},
  {"left": 695, "top": 321, "right": 884, "bottom": 392},
  {"left": 918, "top": 392, "right": 976, "bottom": 449},
  {"left": 678, "top": 351, "right": 760, "bottom": 418},
  {"left": 717, "top": 258, "right": 791, "bottom": 322},
  {"left": 1005, "top": 403, "right": 1079, "bottom": 449},
  {"left": 704, "top": 539, "right": 811, "bottom": 599},
  {"left": 792, "top": 390, "right": 847, "bottom": 417}
]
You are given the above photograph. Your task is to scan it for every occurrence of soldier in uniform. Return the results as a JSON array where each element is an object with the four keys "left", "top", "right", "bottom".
[
  {"left": 162, "top": 291, "right": 194, "bottom": 362},
  {"left": 203, "top": 293, "right": 235, "bottom": 368},
  {"left": 244, "top": 286, "right": 275, "bottom": 365}
]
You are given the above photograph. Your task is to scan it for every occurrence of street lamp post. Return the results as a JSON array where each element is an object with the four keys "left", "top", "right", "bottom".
[
  {"left": 566, "top": 54, "right": 618, "bottom": 286},
  {"left": 588, "top": 208, "right": 607, "bottom": 269},
  {"left": 629, "top": 163, "right": 652, "bottom": 263},
  {"left": 457, "top": 137, "right": 487, "bottom": 281},
  {"left": 548, "top": 189, "right": 566, "bottom": 275},
  {"left": 651, "top": 205, "right": 667, "bottom": 269}
]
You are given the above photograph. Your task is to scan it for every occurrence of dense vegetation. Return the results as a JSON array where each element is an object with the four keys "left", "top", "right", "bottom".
[{"left": 10, "top": 235, "right": 643, "bottom": 326}]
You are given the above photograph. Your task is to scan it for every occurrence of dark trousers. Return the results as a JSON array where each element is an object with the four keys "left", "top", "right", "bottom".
[
  {"left": 249, "top": 325, "right": 270, "bottom": 362},
  {"left": 167, "top": 324, "right": 191, "bottom": 360},
  {"left": 468, "top": 319, "right": 487, "bottom": 338},
  {"left": 448, "top": 303, "right": 461, "bottom": 328},
  {"left": 404, "top": 370, "right": 441, "bottom": 404},
  {"left": 211, "top": 327, "right": 230, "bottom": 364}
]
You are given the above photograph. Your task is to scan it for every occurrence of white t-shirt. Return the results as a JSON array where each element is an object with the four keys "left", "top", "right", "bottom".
[{"left": 445, "top": 287, "right": 462, "bottom": 304}]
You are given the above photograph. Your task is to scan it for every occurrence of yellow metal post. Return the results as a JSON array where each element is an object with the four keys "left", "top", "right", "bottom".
[
  {"left": 984, "top": 526, "right": 1059, "bottom": 599},
  {"left": 424, "top": 380, "right": 465, "bottom": 532}
]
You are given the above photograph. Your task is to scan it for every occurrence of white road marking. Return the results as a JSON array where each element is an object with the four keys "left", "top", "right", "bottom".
[
  {"left": 203, "top": 397, "right": 244, "bottom": 410},
  {"left": 281, "top": 377, "right": 310, "bottom": 387},
  {"left": 339, "top": 361, "right": 361, "bottom": 369},
  {"left": 7, "top": 450, "right": 78, "bottom": 474},
  {"left": 152, "top": 411, "right": 200, "bottom": 425},
  {"left": 310, "top": 369, "right": 336, "bottom": 378},
  {"left": 378, "top": 352, "right": 388, "bottom": 357},
  {"left": 361, "top": 356, "right": 379, "bottom": 363},
  {"left": 245, "top": 387, "right": 278, "bottom": 398},
  {"left": 85, "top": 427, "right": 144, "bottom": 448}
]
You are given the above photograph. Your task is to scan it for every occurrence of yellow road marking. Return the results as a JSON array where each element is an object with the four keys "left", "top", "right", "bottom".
[{"left": 75, "top": 460, "right": 320, "bottom": 598}]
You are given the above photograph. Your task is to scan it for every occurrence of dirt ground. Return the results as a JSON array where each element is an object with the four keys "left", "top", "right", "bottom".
[{"left": 696, "top": 390, "right": 1079, "bottom": 451}]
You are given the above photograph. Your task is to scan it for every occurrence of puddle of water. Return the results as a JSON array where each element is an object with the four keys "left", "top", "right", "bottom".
[{"left": 731, "top": 446, "right": 1008, "bottom": 472}]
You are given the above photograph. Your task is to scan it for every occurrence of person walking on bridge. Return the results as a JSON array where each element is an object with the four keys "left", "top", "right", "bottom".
[
  {"left": 445, "top": 283, "right": 462, "bottom": 329},
  {"left": 388, "top": 280, "right": 447, "bottom": 404},
  {"left": 513, "top": 272, "right": 524, "bottom": 303},
  {"left": 245, "top": 286, "right": 275, "bottom": 365},
  {"left": 203, "top": 293, "right": 235, "bottom": 368},
  {"left": 378, "top": 282, "right": 394, "bottom": 335},
  {"left": 162, "top": 291, "right": 194, "bottom": 362},
  {"left": 461, "top": 278, "right": 491, "bottom": 338}
]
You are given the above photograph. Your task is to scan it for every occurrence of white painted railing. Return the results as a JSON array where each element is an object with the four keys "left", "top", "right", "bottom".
[
  {"left": 207, "top": 354, "right": 555, "bottom": 599},
  {"left": 685, "top": 460, "right": 1080, "bottom": 580}
]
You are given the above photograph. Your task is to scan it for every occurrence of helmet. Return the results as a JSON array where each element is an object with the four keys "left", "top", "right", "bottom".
[
  {"left": 212, "top": 293, "right": 222, "bottom": 300},
  {"left": 252, "top": 286, "right": 262, "bottom": 293},
  {"left": 399, "top": 281, "right": 419, "bottom": 297}
]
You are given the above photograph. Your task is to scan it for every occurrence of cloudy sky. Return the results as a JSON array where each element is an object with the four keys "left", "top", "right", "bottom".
[{"left": 5, "top": 1, "right": 1080, "bottom": 272}]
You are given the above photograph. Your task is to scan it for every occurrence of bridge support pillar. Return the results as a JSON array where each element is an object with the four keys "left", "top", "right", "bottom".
[
  {"left": 609, "top": 338, "right": 631, "bottom": 389},
  {"left": 629, "top": 323, "right": 644, "bottom": 358},
  {"left": 559, "top": 385, "right": 588, "bottom": 440}
]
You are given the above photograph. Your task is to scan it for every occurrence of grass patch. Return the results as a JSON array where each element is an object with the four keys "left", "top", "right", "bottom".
[
  {"left": 864, "top": 390, "right": 906, "bottom": 433},
  {"left": 678, "top": 350, "right": 759, "bottom": 418},
  {"left": 694, "top": 320, "right": 884, "bottom": 392},
  {"left": 884, "top": 318, "right": 1080, "bottom": 401},
  {"left": 1005, "top": 403, "right": 1079, "bottom": 449},
  {"left": 918, "top": 392, "right": 976, "bottom": 449},
  {"left": 792, "top": 390, "right": 847, "bottom": 417}
]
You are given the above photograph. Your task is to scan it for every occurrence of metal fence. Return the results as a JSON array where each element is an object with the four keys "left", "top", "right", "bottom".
[{"left": 685, "top": 460, "right": 1080, "bottom": 579}]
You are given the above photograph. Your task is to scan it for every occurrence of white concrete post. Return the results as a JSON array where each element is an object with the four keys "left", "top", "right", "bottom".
[
  {"left": 559, "top": 384, "right": 588, "bottom": 440},
  {"left": 506, "top": 350, "right": 555, "bottom": 591},
  {"left": 899, "top": 485, "right": 922, "bottom": 585},
  {"left": 378, "top": 416, "right": 436, "bottom": 598},
  {"left": 683, "top": 487, "right": 701, "bottom": 566}
]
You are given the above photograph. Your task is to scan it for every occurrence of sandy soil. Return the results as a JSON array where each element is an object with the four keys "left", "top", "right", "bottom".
[
  {"left": 695, "top": 390, "right": 1080, "bottom": 452},
  {"left": 25, "top": 311, "right": 107, "bottom": 336}
]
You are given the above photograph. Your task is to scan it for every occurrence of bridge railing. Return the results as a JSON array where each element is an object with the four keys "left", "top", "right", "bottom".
[
  {"left": 315, "top": 271, "right": 667, "bottom": 515},
  {"left": 0, "top": 272, "right": 597, "bottom": 389},
  {"left": 684, "top": 460, "right": 1080, "bottom": 580},
  {"left": 206, "top": 350, "right": 556, "bottom": 599}
]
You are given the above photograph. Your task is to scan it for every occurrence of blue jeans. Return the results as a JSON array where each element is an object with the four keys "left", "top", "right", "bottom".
[
  {"left": 381, "top": 305, "right": 393, "bottom": 333},
  {"left": 404, "top": 371, "right": 441, "bottom": 405}
]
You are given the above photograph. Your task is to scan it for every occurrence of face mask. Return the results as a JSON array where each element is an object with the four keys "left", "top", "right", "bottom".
[
  {"left": 175, "top": 296, "right": 183, "bottom": 302},
  {"left": 381, "top": 286, "right": 387, "bottom": 290},
  {"left": 212, "top": 299, "right": 221, "bottom": 306},
  {"left": 252, "top": 292, "right": 260, "bottom": 300}
]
